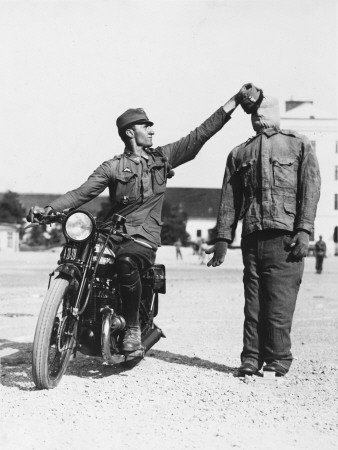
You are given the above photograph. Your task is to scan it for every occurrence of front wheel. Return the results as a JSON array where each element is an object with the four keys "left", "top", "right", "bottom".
[{"left": 32, "top": 276, "right": 77, "bottom": 389}]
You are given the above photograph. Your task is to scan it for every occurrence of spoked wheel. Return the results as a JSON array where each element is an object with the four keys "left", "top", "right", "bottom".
[{"left": 32, "top": 276, "right": 77, "bottom": 389}]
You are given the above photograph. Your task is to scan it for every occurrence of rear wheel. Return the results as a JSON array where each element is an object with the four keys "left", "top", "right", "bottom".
[{"left": 32, "top": 276, "right": 77, "bottom": 389}]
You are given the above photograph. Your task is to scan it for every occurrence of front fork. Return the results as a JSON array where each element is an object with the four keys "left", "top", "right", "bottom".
[{"left": 49, "top": 261, "right": 90, "bottom": 358}]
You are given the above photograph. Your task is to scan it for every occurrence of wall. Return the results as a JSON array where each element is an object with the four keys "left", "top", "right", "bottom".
[
  {"left": 0, "top": 225, "right": 20, "bottom": 252},
  {"left": 281, "top": 115, "right": 338, "bottom": 256}
]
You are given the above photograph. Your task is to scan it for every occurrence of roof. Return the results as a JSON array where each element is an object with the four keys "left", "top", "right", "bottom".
[
  {"left": 0, "top": 223, "right": 20, "bottom": 231},
  {"left": 0, "top": 188, "right": 222, "bottom": 219},
  {"left": 281, "top": 102, "right": 337, "bottom": 120},
  {"left": 163, "top": 188, "right": 221, "bottom": 218}
]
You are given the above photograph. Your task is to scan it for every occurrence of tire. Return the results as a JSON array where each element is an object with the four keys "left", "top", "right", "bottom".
[{"left": 32, "top": 276, "right": 77, "bottom": 389}]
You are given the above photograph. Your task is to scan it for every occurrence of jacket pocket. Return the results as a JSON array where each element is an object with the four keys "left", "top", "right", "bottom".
[
  {"left": 115, "top": 172, "right": 138, "bottom": 204},
  {"left": 152, "top": 166, "right": 167, "bottom": 194},
  {"left": 142, "top": 213, "right": 164, "bottom": 238},
  {"left": 150, "top": 212, "right": 164, "bottom": 227},
  {"left": 272, "top": 158, "right": 297, "bottom": 188},
  {"left": 283, "top": 197, "right": 296, "bottom": 217}
]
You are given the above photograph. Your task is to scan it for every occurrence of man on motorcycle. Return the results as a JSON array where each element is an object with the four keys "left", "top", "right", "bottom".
[{"left": 27, "top": 84, "right": 251, "bottom": 353}]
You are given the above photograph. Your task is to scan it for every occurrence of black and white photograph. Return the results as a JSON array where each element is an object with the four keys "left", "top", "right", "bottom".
[{"left": 0, "top": 1, "right": 337, "bottom": 449}]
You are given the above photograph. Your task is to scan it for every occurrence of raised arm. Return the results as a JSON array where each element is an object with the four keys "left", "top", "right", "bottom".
[{"left": 159, "top": 85, "right": 249, "bottom": 168}]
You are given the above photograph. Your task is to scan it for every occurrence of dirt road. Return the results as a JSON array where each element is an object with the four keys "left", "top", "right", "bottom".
[{"left": 1, "top": 247, "right": 337, "bottom": 449}]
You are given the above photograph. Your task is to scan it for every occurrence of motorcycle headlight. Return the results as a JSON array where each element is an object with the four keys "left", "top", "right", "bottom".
[{"left": 64, "top": 211, "right": 95, "bottom": 242}]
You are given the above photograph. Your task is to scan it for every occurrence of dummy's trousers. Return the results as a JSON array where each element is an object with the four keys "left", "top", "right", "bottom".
[{"left": 240, "top": 230, "right": 304, "bottom": 371}]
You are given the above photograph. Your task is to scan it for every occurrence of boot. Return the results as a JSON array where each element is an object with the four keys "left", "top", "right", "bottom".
[{"left": 121, "top": 325, "right": 141, "bottom": 352}]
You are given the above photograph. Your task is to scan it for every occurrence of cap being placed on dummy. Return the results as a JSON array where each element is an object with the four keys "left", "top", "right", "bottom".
[
  {"left": 251, "top": 96, "right": 280, "bottom": 132},
  {"left": 240, "top": 83, "right": 264, "bottom": 114}
]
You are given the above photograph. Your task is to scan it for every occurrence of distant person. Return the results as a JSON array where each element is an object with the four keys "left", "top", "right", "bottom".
[
  {"left": 206, "top": 84, "right": 321, "bottom": 377},
  {"left": 199, "top": 239, "right": 208, "bottom": 265},
  {"left": 315, "top": 235, "right": 326, "bottom": 274},
  {"left": 27, "top": 84, "right": 250, "bottom": 353},
  {"left": 192, "top": 241, "right": 199, "bottom": 255},
  {"left": 174, "top": 238, "right": 183, "bottom": 260}
]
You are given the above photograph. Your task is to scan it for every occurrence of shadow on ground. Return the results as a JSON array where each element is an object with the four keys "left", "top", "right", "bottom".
[
  {"left": 147, "top": 349, "right": 236, "bottom": 374},
  {"left": 1, "top": 339, "right": 236, "bottom": 390}
]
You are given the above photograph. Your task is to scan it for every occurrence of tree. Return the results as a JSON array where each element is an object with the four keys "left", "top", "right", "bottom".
[
  {"left": 49, "top": 224, "right": 65, "bottom": 247},
  {"left": 0, "top": 191, "right": 26, "bottom": 224},
  {"left": 27, "top": 224, "right": 48, "bottom": 246},
  {"left": 161, "top": 201, "right": 189, "bottom": 245}
]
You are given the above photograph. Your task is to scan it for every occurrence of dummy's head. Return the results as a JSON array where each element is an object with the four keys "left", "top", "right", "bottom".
[{"left": 251, "top": 95, "right": 280, "bottom": 133}]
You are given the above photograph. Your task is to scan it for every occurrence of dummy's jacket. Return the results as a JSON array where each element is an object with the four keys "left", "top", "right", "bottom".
[{"left": 215, "top": 128, "right": 321, "bottom": 242}]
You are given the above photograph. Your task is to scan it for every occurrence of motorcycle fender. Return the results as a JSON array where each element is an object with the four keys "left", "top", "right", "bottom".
[{"left": 54, "top": 263, "right": 82, "bottom": 282}]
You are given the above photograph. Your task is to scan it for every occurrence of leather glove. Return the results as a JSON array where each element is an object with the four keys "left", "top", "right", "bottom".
[
  {"left": 237, "top": 83, "right": 263, "bottom": 114},
  {"left": 234, "top": 83, "right": 253, "bottom": 105},
  {"left": 205, "top": 241, "right": 228, "bottom": 267},
  {"left": 289, "top": 231, "right": 310, "bottom": 260},
  {"left": 26, "top": 206, "right": 53, "bottom": 223}
]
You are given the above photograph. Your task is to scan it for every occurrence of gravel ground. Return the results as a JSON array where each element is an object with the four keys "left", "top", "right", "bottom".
[{"left": 1, "top": 247, "right": 337, "bottom": 450}]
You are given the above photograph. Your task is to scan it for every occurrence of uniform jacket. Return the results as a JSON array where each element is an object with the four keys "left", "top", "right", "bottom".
[
  {"left": 215, "top": 128, "right": 321, "bottom": 242},
  {"left": 50, "top": 107, "right": 231, "bottom": 246}
]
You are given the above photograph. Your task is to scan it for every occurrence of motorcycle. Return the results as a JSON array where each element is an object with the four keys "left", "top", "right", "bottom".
[{"left": 28, "top": 210, "right": 166, "bottom": 390}]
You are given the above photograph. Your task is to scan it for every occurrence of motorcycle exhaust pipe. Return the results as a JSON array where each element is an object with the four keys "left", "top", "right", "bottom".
[{"left": 142, "top": 325, "right": 166, "bottom": 353}]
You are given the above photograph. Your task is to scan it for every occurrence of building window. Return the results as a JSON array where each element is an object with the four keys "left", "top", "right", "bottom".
[
  {"left": 335, "top": 194, "right": 338, "bottom": 210},
  {"left": 311, "top": 140, "right": 316, "bottom": 152},
  {"left": 334, "top": 226, "right": 338, "bottom": 244},
  {"left": 336, "top": 166, "right": 338, "bottom": 181},
  {"left": 7, "top": 232, "right": 13, "bottom": 248}
]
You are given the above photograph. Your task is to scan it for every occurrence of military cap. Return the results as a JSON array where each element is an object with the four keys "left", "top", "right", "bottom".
[
  {"left": 116, "top": 108, "right": 154, "bottom": 130},
  {"left": 240, "top": 83, "right": 264, "bottom": 114}
]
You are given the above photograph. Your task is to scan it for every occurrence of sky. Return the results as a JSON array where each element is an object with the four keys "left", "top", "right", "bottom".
[{"left": 0, "top": 0, "right": 337, "bottom": 195}]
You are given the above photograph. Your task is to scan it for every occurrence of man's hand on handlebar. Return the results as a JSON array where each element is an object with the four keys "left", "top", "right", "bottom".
[{"left": 26, "top": 206, "right": 54, "bottom": 223}]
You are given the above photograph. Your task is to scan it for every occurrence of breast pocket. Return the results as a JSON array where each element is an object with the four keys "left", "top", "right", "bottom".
[
  {"left": 272, "top": 158, "right": 297, "bottom": 188},
  {"left": 152, "top": 167, "right": 167, "bottom": 194},
  {"left": 115, "top": 173, "right": 138, "bottom": 204}
]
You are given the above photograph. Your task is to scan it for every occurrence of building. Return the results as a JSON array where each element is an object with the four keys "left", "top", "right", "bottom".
[
  {"left": 281, "top": 100, "right": 338, "bottom": 255},
  {"left": 163, "top": 188, "right": 220, "bottom": 243},
  {"left": 0, "top": 223, "right": 20, "bottom": 252}
]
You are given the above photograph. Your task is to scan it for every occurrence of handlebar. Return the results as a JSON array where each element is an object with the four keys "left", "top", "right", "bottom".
[
  {"left": 25, "top": 211, "right": 67, "bottom": 229},
  {"left": 26, "top": 209, "right": 154, "bottom": 250}
]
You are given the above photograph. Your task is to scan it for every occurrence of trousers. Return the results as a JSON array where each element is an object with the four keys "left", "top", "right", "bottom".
[
  {"left": 240, "top": 230, "right": 304, "bottom": 370},
  {"left": 315, "top": 254, "right": 324, "bottom": 273},
  {"left": 98, "top": 234, "right": 157, "bottom": 326}
]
